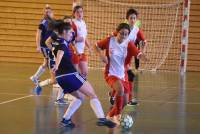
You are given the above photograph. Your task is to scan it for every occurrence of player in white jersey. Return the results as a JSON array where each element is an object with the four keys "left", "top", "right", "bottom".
[
  {"left": 71, "top": 5, "right": 91, "bottom": 79},
  {"left": 95, "top": 23, "right": 147, "bottom": 125}
]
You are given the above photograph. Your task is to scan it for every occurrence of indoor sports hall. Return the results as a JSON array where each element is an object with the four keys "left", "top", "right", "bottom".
[{"left": 0, "top": 0, "right": 200, "bottom": 134}]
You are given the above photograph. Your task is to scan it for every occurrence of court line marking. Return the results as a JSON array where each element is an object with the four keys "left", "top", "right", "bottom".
[
  {"left": 0, "top": 92, "right": 50, "bottom": 97},
  {"left": 0, "top": 95, "right": 33, "bottom": 105}
]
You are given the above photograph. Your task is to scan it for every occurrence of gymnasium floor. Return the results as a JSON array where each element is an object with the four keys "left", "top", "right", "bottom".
[{"left": 0, "top": 62, "right": 200, "bottom": 134}]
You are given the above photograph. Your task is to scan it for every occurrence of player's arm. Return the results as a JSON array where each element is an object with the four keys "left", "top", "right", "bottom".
[
  {"left": 45, "top": 37, "right": 53, "bottom": 50},
  {"left": 137, "top": 30, "right": 147, "bottom": 53},
  {"left": 36, "top": 29, "right": 42, "bottom": 53},
  {"left": 53, "top": 49, "right": 64, "bottom": 73},
  {"left": 94, "top": 38, "right": 109, "bottom": 64},
  {"left": 94, "top": 44, "right": 108, "bottom": 64},
  {"left": 85, "top": 38, "right": 92, "bottom": 53},
  {"left": 129, "top": 41, "right": 147, "bottom": 61}
]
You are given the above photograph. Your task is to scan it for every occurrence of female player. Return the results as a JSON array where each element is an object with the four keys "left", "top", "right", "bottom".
[
  {"left": 71, "top": 5, "right": 91, "bottom": 79},
  {"left": 30, "top": 5, "right": 54, "bottom": 85},
  {"left": 50, "top": 20, "right": 116, "bottom": 128},
  {"left": 95, "top": 23, "right": 147, "bottom": 125},
  {"left": 109, "top": 8, "right": 147, "bottom": 106}
]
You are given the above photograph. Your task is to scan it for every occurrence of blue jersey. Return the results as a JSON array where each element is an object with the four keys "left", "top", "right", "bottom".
[
  {"left": 53, "top": 38, "right": 76, "bottom": 76},
  {"left": 38, "top": 19, "right": 52, "bottom": 47}
]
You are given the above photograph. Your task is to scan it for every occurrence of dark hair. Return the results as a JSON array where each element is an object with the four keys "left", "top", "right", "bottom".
[
  {"left": 49, "top": 19, "right": 71, "bottom": 34},
  {"left": 73, "top": 5, "right": 83, "bottom": 13},
  {"left": 126, "top": 8, "right": 138, "bottom": 19},
  {"left": 116, "top": 23, "right": 131, "bottom": 33}
]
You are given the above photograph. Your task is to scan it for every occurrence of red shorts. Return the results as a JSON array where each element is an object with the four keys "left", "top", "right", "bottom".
[
  {"left": 72, "top": 53, "right": 87, "bottom": 64},
  {"left": 105, "top": 75, "right": 130, "bottom": 94},
  {"left": 69, "top": 45, "right": 87, "bottom": 64}
]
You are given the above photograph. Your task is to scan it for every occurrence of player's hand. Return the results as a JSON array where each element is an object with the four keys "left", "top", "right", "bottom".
[
  {"left": 36, "top": 47, "right": 41, "bottom": 53},
  {"left": 52, "top": 65, "right": 58, "bottom": 73},
  {"left": 101, "top": 56, "right": 108, "bottom": 64}
]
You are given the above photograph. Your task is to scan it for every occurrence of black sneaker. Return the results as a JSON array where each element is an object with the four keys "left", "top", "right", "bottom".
[
  {"left": 60, "top": 118, "right": 75, "bottom": 128},
  {"left": 127, "top": 99, "right": 138, "bottom": 106},
  {"left": 96, "top": 118, "right": 116, "bottom": 128}
]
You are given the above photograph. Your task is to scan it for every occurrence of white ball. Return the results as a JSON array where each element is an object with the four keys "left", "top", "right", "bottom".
[{"left": 120, "top": 114, "right": 134, "bottom": 129}]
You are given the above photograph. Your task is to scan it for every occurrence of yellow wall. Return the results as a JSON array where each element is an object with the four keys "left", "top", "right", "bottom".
[
  {"left": 0, "top": 0, "right": 199, "bottom": 72},
  {"left": 188, "top": 0, "right": 200, "bottom": 71},
  {"left": 0, "top": 0, "right": 73, "bottom": 63}
]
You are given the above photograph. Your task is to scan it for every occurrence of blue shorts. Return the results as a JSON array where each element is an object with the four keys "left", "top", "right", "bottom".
[
  {"left": 49, "top": 59, "right": 55, "bottom": 69},
  {"left": 56, "top": 72, "right": 86, "bottom": 94},
  {"left": 41, "top": 47, "right": 50, "bottom": 59},
  {"left": 41, "top": 47, "right": 55, "bottom": 69}
]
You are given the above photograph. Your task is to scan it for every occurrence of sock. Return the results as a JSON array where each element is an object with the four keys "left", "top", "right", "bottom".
[
  {"left": 108, "top": 106, "right": 117, "bottom": 117},
  {"left": 63, "top": 98, "right": 82, "bottom": 120},
  {"left": 129, "top": 82, "right": 133, "bottom": 102},
  {"left": 115, "top": 95, "right": 124, "bottom": 115},
  {"left": 56, "top": 87, "right": 64, "bottom": 100},
  {"left": 90, "top": 98, "right": 105, "bottom": 119},
  {"left": 33, "top": 65, "right": 46, "bottom": 79},
  {"left": 39, "top": 79, "right": 51, "bottom": 87}
]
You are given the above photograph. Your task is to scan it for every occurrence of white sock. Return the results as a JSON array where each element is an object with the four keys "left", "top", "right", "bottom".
[
  {"left": 33, "top": 65, "right": 46, "bottom": 79},
  {"left": 56, "top": 87, "right": 64, "bottom": 100},
  {"left": 64, "top": 94, "right": 76, "bottom": 101},
  {"left": 90, "top": 98, "right": 105, "bottom": 119},
  {"left": 39, "top": 79, "right": 51, "bottom": 87},
  {"left": 63, "top": 98, "right": 82, "bottom": 120},
  {"left": 53, "top": 83, "right": 60, "bottom": 88}
]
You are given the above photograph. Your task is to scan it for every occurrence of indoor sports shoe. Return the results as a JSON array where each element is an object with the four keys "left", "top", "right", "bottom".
[
  {"left": 54, "top": 98, "right": 69, "bottom": 105},
  {"left": 127, "top": 98, "right": 138, "bottom": 106},
  {"left": 60, "top": 118, "right": 75, "bottom": 128},
  {"left": 30, "top": 76, "right": 39, "bottom": 85},
  {"left": 33, "top": 85, "right": 42, "bottom": 95},
  {"left": 96, "top": 118, "right": 116, "bottom": 128}
]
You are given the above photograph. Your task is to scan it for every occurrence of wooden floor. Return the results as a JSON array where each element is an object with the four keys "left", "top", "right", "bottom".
[{"left": 0, "top": 62, "right": 200, "bottom": 134}]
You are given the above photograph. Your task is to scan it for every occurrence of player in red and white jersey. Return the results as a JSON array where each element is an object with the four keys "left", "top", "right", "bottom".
[
  {"left": 71, "top": 5, "right": 91, "bottom": 79},
  {"left": 110, "top": 8, "right": 147, "bottom": 106},
  {"left": 95, "top": 23, "right": 147, "bottom": 125}
]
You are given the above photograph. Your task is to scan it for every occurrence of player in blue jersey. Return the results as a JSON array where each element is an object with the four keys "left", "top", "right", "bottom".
[
  {"left": 43, "top": 20, "right": 116, "bottom": 128},
  {"left": 30, "top": 4, "right": 54, "bottom": 85}
]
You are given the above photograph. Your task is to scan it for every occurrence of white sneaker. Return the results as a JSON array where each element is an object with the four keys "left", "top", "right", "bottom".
[{"left": 30, "top": 76, "right": 39, "bottom": 85}]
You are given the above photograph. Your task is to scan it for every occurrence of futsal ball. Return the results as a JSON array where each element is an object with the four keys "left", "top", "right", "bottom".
[{"left": 120, "top": 114, "right": 134, "bottom": 129}]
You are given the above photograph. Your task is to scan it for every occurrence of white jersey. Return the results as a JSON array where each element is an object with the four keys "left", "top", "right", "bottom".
[
  {"left": 73, "top": 19, "right": 87, "bottom": 54},
  {"left": 108, "top": 37, "right": 129, "bottom": 80},
  {"left": 128, "top": 25, "right": 139, "bottom": 42}
]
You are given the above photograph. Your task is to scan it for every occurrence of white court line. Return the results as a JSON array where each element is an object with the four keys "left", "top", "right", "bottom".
[{"left": 0, "top": 95, "right": 33, "bottom": 105}]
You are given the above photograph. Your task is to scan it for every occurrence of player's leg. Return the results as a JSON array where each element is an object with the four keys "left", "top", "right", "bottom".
[
  {"left": 127, "top": 69, "right": 138, "bottom": 105},
  {"left": 107, "top": 79, "right": 124, "bottom": 125},
  {"left": 30, "top": 47, "right": 48, "bottom": 84},
  {"left": 78, "top": 81, "right": 116, "bottom": 128},
  {"left": 135, "top": 57, "right": 140, "bottom": 70},
  {"left": 78, "top": 54, "right": 88, "bottom": 79},
  {"left": 61, "top": 91, "right": 84, "bottom": 128},
  {"left": 57, "top": 73, "right": 116, "bottom": 128}
]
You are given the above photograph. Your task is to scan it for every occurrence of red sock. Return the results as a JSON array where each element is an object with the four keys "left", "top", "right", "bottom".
[
  {"left": 108, "top": 106, "right": 117, "bottom": 117},
  {"left": 115, "top": 95, "right": 124, "bottom": 115}
]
